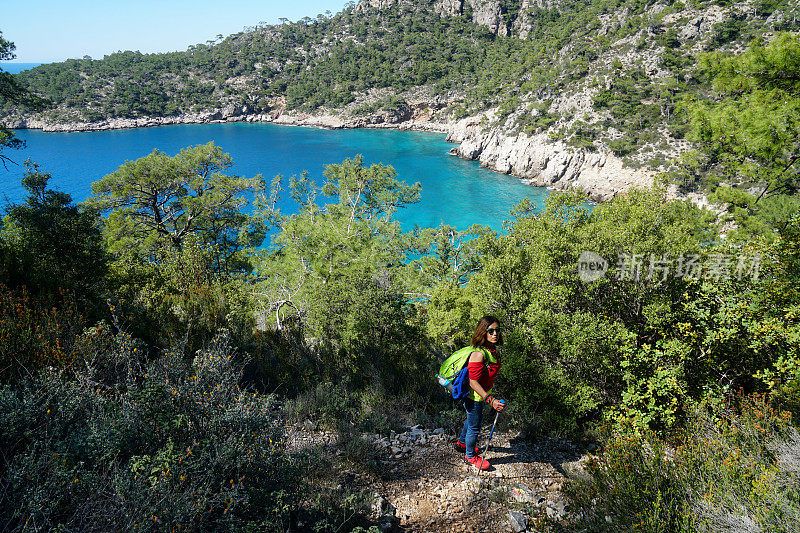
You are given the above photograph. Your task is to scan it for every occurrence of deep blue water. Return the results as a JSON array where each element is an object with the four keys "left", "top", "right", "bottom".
[
  {"left": 2, "top": 63, "right": 43, "bottom": 74},
  {"left": 2, "top": 122, "right": 549, "bottom": 231}
]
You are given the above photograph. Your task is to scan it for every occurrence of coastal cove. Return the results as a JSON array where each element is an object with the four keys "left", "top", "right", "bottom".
[
  {"left": 3, "top": 122, "right": 550, "bottom": 231},
  {"left": 12, "top": 103, "right": 658, "bottom": 203}
]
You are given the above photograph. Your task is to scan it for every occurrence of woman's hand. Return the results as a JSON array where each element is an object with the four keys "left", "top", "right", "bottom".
[{"left": 491, "top": 398, "right": 506, "bottom": 412}]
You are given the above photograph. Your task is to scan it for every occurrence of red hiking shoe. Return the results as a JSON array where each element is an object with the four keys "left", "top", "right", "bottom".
[
  {"left": 464, "top": 455, "right": 491, "bottom": 470},
  {"left": 453, "top": 440, "right": 480, "bottom": 455}
]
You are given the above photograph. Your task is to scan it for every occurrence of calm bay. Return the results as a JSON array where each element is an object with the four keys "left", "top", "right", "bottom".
[{"left": 2, "top": 122, "right": 549, "bottom": 231}]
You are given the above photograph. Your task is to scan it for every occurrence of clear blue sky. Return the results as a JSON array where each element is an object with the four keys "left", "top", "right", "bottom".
[{"left": 2, "top": 0, "right": 352, "bottom": 63}]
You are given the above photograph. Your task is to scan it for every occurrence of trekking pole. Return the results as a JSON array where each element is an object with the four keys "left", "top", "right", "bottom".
[{"left": 479, "top": 400, "right": 504, "bottom": 472}]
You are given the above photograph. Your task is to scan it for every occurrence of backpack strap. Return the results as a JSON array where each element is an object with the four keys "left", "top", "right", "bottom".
[{"left": 474, "top": 346, "right": 496, "bottom": 365}]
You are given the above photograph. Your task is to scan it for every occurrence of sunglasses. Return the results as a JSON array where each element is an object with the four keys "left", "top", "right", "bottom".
[{"left": 486, "top": 327, "right": 502, "bottom": 335}]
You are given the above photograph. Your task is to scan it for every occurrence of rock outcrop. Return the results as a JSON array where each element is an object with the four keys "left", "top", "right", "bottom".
[
  {"left": 12, "top": 101, "right": 447, "bottom": 135},
  {"left": 467, "top": 0, "right": 508, "bottom": 36},
  {"left": 447, "top": 115, "right": 655, "bottom": 202},
  {"left": 435, "top": 0, "right": 509, "bottom": 35},
  {"left": 434, "top": 0, "right": 462, "bottom": 16},
  {"left": 356, "top": 0, "right": 400, "bottom": 11},
  {"left": 514, "top": 0, "right": 562, "bottom": 39}
]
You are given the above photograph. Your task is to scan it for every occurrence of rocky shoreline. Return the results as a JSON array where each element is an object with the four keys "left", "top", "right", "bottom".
[
  {"left": 10, "top": 102, "right": 451, "bottom": 134},
  {"left": 12, "top": 106, "right": 655, "bottom": 203},
  {"left": 448, "top": 114, "right": 655, "bottom": 203}
]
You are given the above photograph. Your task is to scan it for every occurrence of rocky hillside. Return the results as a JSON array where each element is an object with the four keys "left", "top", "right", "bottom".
[{"left": 3, "top": 0, "right": 799, "bottom": 200}]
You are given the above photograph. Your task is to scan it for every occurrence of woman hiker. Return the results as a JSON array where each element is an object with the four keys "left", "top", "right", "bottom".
[{"left": 454, "top": 315, "right": 506, "bottom": 470}]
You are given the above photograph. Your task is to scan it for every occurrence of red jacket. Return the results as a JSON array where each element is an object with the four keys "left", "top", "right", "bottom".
[{"left": 467, "top": 345, "right": 500, "bottom": 397}]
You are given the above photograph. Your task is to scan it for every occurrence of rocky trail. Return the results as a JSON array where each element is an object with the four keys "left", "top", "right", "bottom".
[{"left": 287, "top": 423, "right": 596, "bottom": 532}]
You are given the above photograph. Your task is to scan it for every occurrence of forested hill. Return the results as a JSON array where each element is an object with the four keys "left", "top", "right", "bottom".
[
  {"left": 3, "top": 3, "right": 800, "bottom": 530},
  {"left": 3, "top": 0, "right": 800, "bottom": 189}
]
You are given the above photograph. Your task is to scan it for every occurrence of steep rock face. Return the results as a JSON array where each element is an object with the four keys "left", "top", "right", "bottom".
[
  {"left": 514, "top": 0, "right": 536, "bottom": 39},
  {"left": 447, "top": 115, "right": 654, "bottom": 201},
  {"left": 666, "top": 6, "right": 727, "bottom": 41},
  {"left": 435, "top": 0, "right": 463, "bottom": 16},
  {"left": 359, "top": 0, "right": 400, "bottom": 9},
  {"left": 467, "top": 0, "right": 508, "bottom": 36},
  {"left": 513, "top": 0, "right": 560, "bottom": 38},
  {"left": 361, "top": 0, "right": 507, "bottom": 35},
  {"left": 434, "top": 0, "right": 508, "bottom": 35}
]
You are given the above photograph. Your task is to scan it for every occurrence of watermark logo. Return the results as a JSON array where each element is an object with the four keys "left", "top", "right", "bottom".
[
  {"left": 577, "top": 251, "right": 608, "bottom": 282},
  {"left": 577, "top": 251, "right": 761, "bottom": 283}
]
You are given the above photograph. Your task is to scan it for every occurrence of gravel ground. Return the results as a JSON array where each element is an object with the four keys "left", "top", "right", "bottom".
[{"left": 286, "top": 424, "right": 594, "bottom": 532}]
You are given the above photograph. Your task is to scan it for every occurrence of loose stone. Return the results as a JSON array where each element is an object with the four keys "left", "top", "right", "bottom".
[{"left": 508, "top": 510, "right": 528, "bottom": 532}]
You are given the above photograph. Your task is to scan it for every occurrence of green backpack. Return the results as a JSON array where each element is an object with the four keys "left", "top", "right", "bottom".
[{"left": 436, "top": 346, "right": 490, "bottom": 399}]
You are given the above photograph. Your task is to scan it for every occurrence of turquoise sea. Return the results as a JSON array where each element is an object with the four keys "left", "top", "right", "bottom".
[
  {"left": 2, "top": 63, "right": 43, "bottom": 74},
  {"left": 2, "top": 123, "right": 550, "bottom": 231}
]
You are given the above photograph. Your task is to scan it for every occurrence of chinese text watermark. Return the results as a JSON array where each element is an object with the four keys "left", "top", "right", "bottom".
[{"left": 577, "top": 252, "right": 761, "bottom": 283}]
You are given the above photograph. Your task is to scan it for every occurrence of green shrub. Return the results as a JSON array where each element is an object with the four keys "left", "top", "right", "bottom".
[
  {"left": 560, "top": 395, "right": 800, "bottom": 532},
  {"left": 560, "top": 426, "right": 695, "bottom": 532},
  {"left": 351, "top": 101, "right": 381, "bottom": 116},
  {"left": 607, "top": 135, "right": 638, "bottom": 156},
  {"left": 356, "top": 386, "right": 406, "bottom": 435},
  {"left": 300, "top": 488, "right": 378, "bottom": 532},
  {"left": 0, "top": 284, "right": 86, "bottom": 381},
  {"left": 335, "top": 421, "right": 382, "bottom": 467},
  {"left": 0, "top": 331, "right": 301, "bottom": 531},
  {"left": 284, "top": 381, "right": 359, "bottom": 428},
  {"left": 564, "top": 121, "right": 598, "bottom": 151},
  {"left": 657, "top": 28, "right": 681, "bottom": 49},
  {"left": 680, "top": 395, "right": 800, "bottom": 530},
  {"left": 707, "top": 16, "right": 745, "bottom": 49}
]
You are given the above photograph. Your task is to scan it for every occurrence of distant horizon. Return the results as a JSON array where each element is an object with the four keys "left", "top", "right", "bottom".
[
  {"left": 2, "top": 0, "right": 352, "bottom": 63},
  {"left": 1, "top": 63, "right": 44, "bottom": 75}
]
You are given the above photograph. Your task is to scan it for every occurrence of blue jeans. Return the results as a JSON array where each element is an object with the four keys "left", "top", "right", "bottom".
[{"left": 459, "top": 397, "right": 484, "bottom": 458}]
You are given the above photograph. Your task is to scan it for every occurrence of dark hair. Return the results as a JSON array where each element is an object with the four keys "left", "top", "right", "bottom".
[{"left": 471, "top": 315, "right": 503, "bottom": 348}]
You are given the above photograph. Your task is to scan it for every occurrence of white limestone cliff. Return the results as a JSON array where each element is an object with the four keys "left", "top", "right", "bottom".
[
  {"left": 447, "top": 115, "right": 655, "bottom": 202},
  {"left": 435, "top": 0, "right": 508, "bottom": 35}
]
